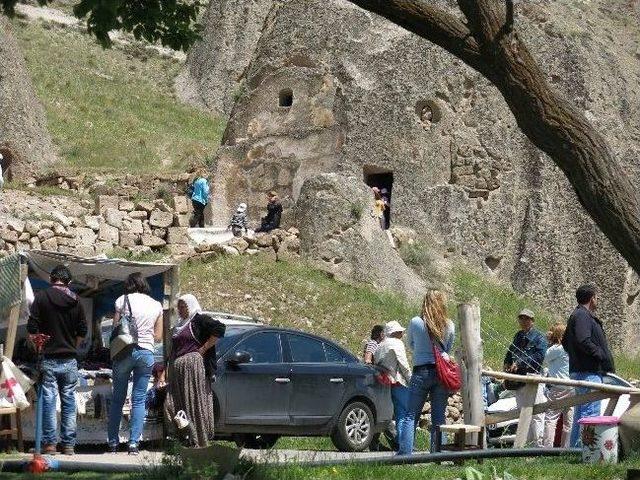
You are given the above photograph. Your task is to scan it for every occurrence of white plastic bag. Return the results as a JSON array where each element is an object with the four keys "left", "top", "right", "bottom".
[{"left": 0, "top": 356, "right": 34, "bottom": 410}]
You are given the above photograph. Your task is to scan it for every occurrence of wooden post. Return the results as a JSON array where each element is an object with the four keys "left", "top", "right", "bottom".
[
  {"left": 458, "top": 300, "right": 484, "bottom": 447},
  {"left": 5, "top": 264, "right": 27, "bottom": 360},
  {"left": 162, "top": 265, "right": 180, "bottom": 364},
  {"left": 604, "top": 395, "right": 620, "bottom": 416}
]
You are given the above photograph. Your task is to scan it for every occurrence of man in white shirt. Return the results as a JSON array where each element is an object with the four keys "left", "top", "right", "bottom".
[{"left": 374, "top": 320, "right": 412, "bottom": 454}]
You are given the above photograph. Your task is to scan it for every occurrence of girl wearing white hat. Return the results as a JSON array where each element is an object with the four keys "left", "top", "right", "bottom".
[
  {"left": 374, "top": 320, "right": 412, "bottom": 451},
  {"left": 228, "top": 203, "right": 249, "bottom": 237}
]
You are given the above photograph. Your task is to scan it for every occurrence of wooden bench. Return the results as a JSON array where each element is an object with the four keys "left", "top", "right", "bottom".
[
  {"left": 434, "top": 424, "right": 485, "bottom": 464},
  {"left": 0, "top": 406, "right": 23, "bottom": 452}
]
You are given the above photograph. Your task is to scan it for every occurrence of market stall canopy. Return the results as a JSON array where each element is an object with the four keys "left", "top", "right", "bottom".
[{"left": 23, "top": 250, "right": 174, "bottom": 289}]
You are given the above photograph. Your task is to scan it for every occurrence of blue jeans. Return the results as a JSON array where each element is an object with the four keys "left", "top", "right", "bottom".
[
  {"left": 397, "top": 366, "right": 448, "bottom": 454},
  {"left": 108, "top": 347, "right": 154, "bottom": 447},
  {"left": 391, "top": 385, "right": 410, "bottom": 448},
  {"left": 41, "top": 358, "right": 78, "bottom": 447},
  {"left": 570, "top": 372, "right": 603, "bottom": 447}
]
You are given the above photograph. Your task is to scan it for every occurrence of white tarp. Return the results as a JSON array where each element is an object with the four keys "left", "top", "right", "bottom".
[{"left": 24, "top": 250, "right": 174, "bottom": 286}]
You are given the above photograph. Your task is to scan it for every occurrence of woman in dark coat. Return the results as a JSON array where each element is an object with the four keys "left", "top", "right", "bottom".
[{"left": 165, "top": 309, "right": 225, "bottom": 447}]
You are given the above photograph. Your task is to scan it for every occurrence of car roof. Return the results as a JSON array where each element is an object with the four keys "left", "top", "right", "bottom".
[
  {"left": 230, "top": 325, "right": 354, "bottom": 354},
  {"left": 201, "top": 311, "right": 263, "bottom": 326}
]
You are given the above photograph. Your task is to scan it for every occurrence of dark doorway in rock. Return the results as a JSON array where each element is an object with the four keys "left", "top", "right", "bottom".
[
  {"left": 279, "top": 88, "right": 293, "bottom": 108},
  {"left": 0, "top": 146, "right": 14, "bottom": 182},
  {"left": 363, "top": 166, "right": 393, "bottom": 229}
]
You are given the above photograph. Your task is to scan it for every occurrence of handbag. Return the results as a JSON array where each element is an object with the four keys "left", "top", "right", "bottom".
[
  {"left": 431, "top": 336, "right": 462, "bottom": 392},
  {"left": 109, "top": 295, "right": 139, "bottom": 361}
]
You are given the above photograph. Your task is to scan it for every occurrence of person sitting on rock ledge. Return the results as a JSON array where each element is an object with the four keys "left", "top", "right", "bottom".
[
  {"left": 256, "top": 191, "right": 282, "bottom": 233},
  {"left": 228, "top": 202, "right": 249, "bottom": 237}
]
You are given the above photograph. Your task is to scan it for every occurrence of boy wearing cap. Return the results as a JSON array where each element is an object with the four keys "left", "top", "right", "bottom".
[
  {"left": 374, "top": 321, "right": 412, "bottom": 453},
  {"left": 503, "top": 309, "right": 548, "bottom": 447},
  {"left": 228, "top": 203, "right": 249, "bottom": 237}
]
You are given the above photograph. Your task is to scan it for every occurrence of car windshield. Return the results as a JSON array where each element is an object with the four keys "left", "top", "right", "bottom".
[{"left": 215, "top": 326, "right": 258, "bottom": 357}]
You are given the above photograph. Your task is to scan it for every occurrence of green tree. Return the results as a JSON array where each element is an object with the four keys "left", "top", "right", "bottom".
[{"left": 1, "top": 0, "right": 203, "bottom": 50}]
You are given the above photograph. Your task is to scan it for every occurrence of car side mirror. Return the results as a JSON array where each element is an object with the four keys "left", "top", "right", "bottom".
[{"left": 227, "top": 350, "right": 251, "bottom": 366}]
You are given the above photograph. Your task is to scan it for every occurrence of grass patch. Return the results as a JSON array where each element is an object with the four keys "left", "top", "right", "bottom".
[
  {"left": 12, "top": 21, "right": 225, "bottom": 173},
  {"left": 398, "top": 239, "right": 446, "bottom": 286},
  {"left": 4, "top": 180, "right": 86, "bottom": 200},
  {"left": 181, "top": 255, "right": 416, "bottom": 353},
  {"left": 105, "top": 247, "right": 170, "bottom": 263},
  {"left": 246, "top": 456, "right": 640, "bottom": 480},
  {"left": 180, "top": 255, "right": 639, "bottom": 379}
]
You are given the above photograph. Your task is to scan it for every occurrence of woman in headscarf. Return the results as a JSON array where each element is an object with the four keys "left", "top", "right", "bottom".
[
  {"left": 165, "top": 295, "right": 225, "bottom": 447},
  {"left": 175, "top": 294, "right": 202, "bottom": 333}
]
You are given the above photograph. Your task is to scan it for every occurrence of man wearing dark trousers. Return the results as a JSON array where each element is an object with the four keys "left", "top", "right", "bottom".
[
  {"left": 27, "top": 265, "right": 87, "bottom": 456},
  {"left": 562, "top": 284, "right": 615, "bottom": 447}
]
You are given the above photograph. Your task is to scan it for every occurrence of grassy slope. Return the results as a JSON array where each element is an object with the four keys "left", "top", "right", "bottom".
[
  {"left": 12, "top": 20, "right": 224, "bottom": 173},
  {"left": 181, "top": 256, "right": 640, "bottom": 379}
]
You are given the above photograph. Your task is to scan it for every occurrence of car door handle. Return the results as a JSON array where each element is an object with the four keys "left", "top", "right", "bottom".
[
  {"left": 330, "top": 378, "right": 344, "bottom": 383},
  {"left": 274, "top": 378, "right": 291, "bottom": 383}
]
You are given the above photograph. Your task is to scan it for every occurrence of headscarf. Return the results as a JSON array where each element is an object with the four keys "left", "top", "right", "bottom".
[{"left": 175, "top": 294, "right": 202, "bottom": 334}]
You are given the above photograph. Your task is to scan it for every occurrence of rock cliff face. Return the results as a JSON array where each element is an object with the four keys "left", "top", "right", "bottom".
[
  {"left": 0, "top": 17, "right": 57, "bottom": 179},
  {"left": 186, "top": 0, "right": 640, "bottom": 351}
]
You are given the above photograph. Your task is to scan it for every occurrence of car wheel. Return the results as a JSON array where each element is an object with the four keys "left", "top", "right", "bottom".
[
  {"left": 331, "top": 401, "right": 374, "bottom": 452},
  {"left": 234, "top": 434, "right": 279, "bottom": 449}
]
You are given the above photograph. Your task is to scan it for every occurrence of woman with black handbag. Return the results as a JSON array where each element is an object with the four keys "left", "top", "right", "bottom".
[{"left": 107, "top": 273, "right": 163, "bottom": 455}]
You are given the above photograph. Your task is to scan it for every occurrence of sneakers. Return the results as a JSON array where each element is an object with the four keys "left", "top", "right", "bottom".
[
  {"left": 108, "top": 444, "right": 118, "bottom": 454},
  {"left": 128, "top": 444, "right": 139, "bottom": 456},
  {"left": 42, "top": 444, "right": 57, "bottom": 455},
  {"left": 61, "top": 445, "right": 74, "bottom": 456}
]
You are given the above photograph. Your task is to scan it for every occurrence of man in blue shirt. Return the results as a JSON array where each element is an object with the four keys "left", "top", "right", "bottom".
[
  {"left": 503, "top": 308, "right": 548, "bottom": 447},
  {"left": 189, "top": 172, "right": 210, "bottom": 228}
]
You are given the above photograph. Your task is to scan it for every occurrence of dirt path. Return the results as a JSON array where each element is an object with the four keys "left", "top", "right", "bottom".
[
  {"left": 8, "top": 447, "right": 395, "bottom": 471},
  {"left": 15, "top": 3, "right": 186, "bottom": 61}
]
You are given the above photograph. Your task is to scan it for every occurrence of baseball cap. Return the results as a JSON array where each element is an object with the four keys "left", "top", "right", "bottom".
[
  {"left": 518, "top": 309, "right": 535, "bottom": 320},
  {"left": 384, "top": 320, "right": 405, "bottom": 337}
]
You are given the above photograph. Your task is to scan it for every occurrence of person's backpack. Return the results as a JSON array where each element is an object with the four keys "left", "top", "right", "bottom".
[{"left": 185, "top": 181, "right": 194, "bottom": 198}]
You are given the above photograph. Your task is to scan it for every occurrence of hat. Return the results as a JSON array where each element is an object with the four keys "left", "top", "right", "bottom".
[
  {"left": 518, "top": 308, "right": 535, "bottom": 320},
  {"left": 384, "top": 320, "right": 405, "bottom": 336},
  {"left": 237, "top": 203, "right": 247, "bottom": 213}
]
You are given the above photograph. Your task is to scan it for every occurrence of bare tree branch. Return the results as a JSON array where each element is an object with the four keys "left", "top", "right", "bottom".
[{"left": 346, "top": 0, "right": 493, "bottom": 79}]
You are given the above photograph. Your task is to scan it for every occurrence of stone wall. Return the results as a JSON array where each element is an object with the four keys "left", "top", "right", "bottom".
[
  {"left": 0, "top": 193, "right": 194, "bottom": 259},
  {"left": 189, "top": 0, "right": 640, "bottom": 352}
]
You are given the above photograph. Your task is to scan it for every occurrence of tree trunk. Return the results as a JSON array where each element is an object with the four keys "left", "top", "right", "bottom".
[{"left": 347, "top": 0, "right": 640, "bottom": 274}]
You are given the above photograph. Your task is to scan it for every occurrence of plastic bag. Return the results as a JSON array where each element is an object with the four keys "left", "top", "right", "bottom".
[{"left": 0, "top": 356, "right": 34, "bottom": 409}]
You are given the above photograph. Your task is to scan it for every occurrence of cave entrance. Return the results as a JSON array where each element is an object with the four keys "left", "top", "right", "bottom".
[
  {"left": 0, "top": 147, "right": 14, "bottom": 182},
  {"left": 363, "top": 166, "right": 393, "bottom": 230}
]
